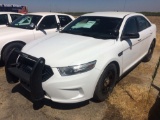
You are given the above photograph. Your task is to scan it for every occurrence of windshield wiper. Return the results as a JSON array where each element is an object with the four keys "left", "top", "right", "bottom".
[
  {"left": 93, "top": 34, "right": 117, "bottom": 39},
  {"left": 61, "top": 31, "right": 116, "bottom": 39},
  {"left": 60, "top": 30, "right": 73, "bottom": 34},
  {"left": 60, "top": 30, "right": 82, "bottom": 35},
  {"left": 78, "top": 32, "right": 116, "bottom": 39}
]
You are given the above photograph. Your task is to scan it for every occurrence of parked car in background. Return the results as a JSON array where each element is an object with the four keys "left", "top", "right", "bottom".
[
  {"left": 5, "top": 12, "right": 156, "bottom": 103},
  {"left": 0, "top": 12, "right": 22, "bottom": 28},
  {"left": 0, "top": 12, "right": 75, "bottom": 66}
]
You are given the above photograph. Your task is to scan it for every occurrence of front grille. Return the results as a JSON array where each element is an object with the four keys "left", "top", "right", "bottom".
[
  {"left": 18, "top": 55, "right": 35, "bottom": 74},
  {"left": 19, "top": 64, "right": 33, "bottom": 74},
  {"left": 18, "top": 56, "right": 54, "bottom": 82}
]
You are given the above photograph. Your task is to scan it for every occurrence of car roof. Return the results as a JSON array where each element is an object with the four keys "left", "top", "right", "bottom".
[
  {"left": 0, "top": 12, "right": 23, "bottom": 14},
  {"left": 82, "top": 11, "right": 142, "bottom": 18},
  {"left": 27, "top": 12, "right": 71, "bottom": 16}
]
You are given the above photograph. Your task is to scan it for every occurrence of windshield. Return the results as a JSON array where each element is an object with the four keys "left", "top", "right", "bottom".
[
  {"left": 62, "top": 16, "right": 122, "bottom": 39},
  {"left": 9, "top": 15, "right": 42, "bottom": 29}
]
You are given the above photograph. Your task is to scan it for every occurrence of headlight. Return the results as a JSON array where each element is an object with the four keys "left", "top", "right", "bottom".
[{"left": 57, "top": 60, "right": 96, "bottom": 76}]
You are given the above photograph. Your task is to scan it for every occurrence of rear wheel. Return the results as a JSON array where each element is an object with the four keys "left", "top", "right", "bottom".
[
  {"left": 2, "top": 42, "right": 25, "bottom": 64},
  {"left": 93, "top": 63, "right": 118, "bottom": 102},
  {"left": 142, "top": 40, "right": 155, "bottom": 62}
]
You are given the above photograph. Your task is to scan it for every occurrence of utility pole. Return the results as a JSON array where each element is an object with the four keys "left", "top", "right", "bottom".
[{"left": 123, "top": 0, "right": 127, "bottom": 11}]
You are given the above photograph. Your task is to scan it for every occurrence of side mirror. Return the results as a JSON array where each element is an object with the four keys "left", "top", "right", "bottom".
[{"left": 121, "top": 33, "right": 139, "bottom": 40}]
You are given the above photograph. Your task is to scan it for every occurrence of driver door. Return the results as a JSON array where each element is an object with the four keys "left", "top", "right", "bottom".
[{"left": 121, "top": 17, "right": 142, "bottom": 73}]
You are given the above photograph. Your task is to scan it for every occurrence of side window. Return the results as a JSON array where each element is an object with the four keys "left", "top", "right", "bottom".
[
  {"left": 123, "top": 17, "right": 138, "bottom": 34},
  {"left": 136, "top": 16, "right": 151, "bottom": 32},
  {"left": 17, "top": 16, "right": 32, "bottom": 25},
  {"left": 39, "top": 15, "right": 57, "bottom": 29},
  {"left": 10, "top": 14, "right": 22, "bottom": 21},
  {"left": 0, "top": 14, "right": 8, "bottom": 25},
  {"left": 58, "top": 15, "right": 72, "bottom": 27}
]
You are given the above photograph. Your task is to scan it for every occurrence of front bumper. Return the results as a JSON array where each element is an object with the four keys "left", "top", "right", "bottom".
[
  {"left": 5, "top": 49, "right": 101, "bottom": 103},
  {"left": 5, "top": 49, "right": 53, "bottom": 101},
  {"left": 42, "top": 67, "right": 100, "bottom": 103}
]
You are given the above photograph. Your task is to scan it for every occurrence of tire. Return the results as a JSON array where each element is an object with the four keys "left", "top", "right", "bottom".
[
  {"left": 93, "top": 63, "right": 118, "bottom": 102},
  {"left": 2, "top": 42, "right": 25, "bottom": 64},
  {"left": 142, "top": 40, "right": 155, "bottom": 62}
]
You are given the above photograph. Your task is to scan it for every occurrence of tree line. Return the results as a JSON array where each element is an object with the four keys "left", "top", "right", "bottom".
[{"left": 64, "top": 12, "right": 160, "bottom": 16}]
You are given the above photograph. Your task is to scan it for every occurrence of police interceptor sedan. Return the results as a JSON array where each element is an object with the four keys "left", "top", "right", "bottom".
[{"left": 5, "top": 12, "right": 156, "bottom": 103}]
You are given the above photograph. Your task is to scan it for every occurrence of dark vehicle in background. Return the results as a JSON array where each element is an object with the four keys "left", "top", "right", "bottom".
[{"left": 0, "top": 4, "right": 28, "bottom": 14}]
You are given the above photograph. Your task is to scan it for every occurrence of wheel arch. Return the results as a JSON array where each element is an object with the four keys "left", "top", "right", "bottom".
[
  {"left": 152, "top": 38, "right": 156, "bottom": 48},
  {"left": 109, "top": 61, "right": 120, "bottom": 77},
  {"left": 99, "top": 60, "right": 121, "bottom": 78},
  {"left": 93, "top": 60, "right": 120, "bottom": 101},
  {"left": 93, "top": 60, "right": 121, "bottom": 92},
  {"left": 0, "top": 41, "right": 26, "bottom": 63},
  {"left": 1, "top": 41, "right": 26, "bottom": 55}
]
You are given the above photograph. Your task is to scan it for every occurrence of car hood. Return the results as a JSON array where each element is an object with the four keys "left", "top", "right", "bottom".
[
  {"left": 0, "top": 27, "right": 30, "bottom": 38},
  {"left": 22, "top": 33, "right": 115, "bottom": 67}
]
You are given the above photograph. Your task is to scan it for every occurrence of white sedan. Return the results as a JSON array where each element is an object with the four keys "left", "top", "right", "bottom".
[
  {"left": 0, "top": 12, "right": 74, "bottom": 66},
  {"left": 5, "top": 12, "right": 156, "bottom": 103},
  {"left": 0, "top": 12, "right": 22, "bottom": 28}
]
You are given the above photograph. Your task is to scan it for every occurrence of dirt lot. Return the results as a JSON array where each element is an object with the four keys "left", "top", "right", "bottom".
[{"left": 0, "top": 16, "right": 160, "bottom": 120}]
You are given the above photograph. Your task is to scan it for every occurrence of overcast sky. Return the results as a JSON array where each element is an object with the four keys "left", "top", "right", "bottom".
[{"left": 1, "top": 0, "right": 160, "bottom": 12}]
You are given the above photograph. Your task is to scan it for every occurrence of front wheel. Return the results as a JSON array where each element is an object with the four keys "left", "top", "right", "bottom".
[
  {"left": 93, "top": 63, "right": 118, "bottom": 102},
  {"left": 2, "top": 42, "right": 25, "bottom": 64}
]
